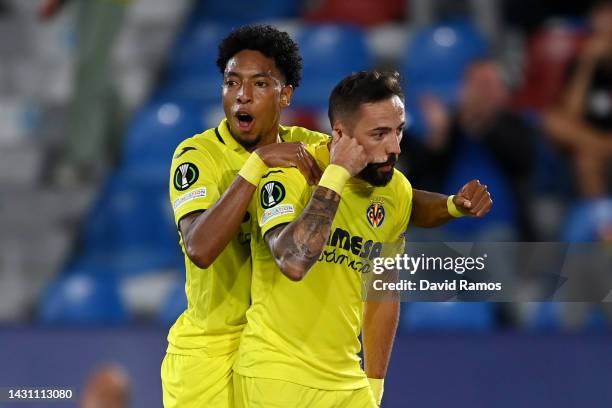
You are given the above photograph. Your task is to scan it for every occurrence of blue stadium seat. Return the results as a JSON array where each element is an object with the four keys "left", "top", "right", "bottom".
[
  {"left": 121, "top": 98, "right": 206, "bottom": 180},
  {"left": 38, "top": 273, "right": 128, "bottom": 325},
  {"left": 401, "top": 20, "right": 488, "bottom": 139},
  {"left": 164, "top": 23, "right": 235, "bottom": 103},
  {"left": 402, "top": 302, "right": 495, "bottom": 331},
  {"left": 158, "top": 278, "right": 188, "bottom": 327},
  {"left": 562, "top": 198, "right": 612, "bottom": 242},
  {"left": 154, "top": 76, "right": 223, "bottom": 105},
  {"left": 293, "top": 24, "right": 372, "bottom": 109},
  {"left": 167, "top": 23, "right": 233, "bottom": 81},
  {"left": 401, "top": 19, "right": 488, "bottom": 103},
  {"left": 77, "top": 170, "right": 182, "bottom": 276}
]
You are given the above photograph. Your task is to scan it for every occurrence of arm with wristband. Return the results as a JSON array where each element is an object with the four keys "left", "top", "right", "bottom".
[
  {"left": 179, "top": 142, "right": 321, "bottom": 269},
  {"left": 264, "top": 131, "right": 368, "bottom": 281},
  {"left": 363, "top": 236, "right": 405, "bottom": 407},
  {"left": 409, "top": 180, "right": 492, "bottom": 228},
  {"left": 179, "top": 152, "right": 264, "bottom": 268},
  {"left": 363, "top": 299, "right": 398, "bottom": 406}
]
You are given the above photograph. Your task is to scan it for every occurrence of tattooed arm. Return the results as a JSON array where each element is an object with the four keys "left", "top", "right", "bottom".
[
  {"left": 264, "top": 186, "right": 340, "bottom": 281},
  {"left": 263, "top": 130, "right": 368, "bottom": 281}
]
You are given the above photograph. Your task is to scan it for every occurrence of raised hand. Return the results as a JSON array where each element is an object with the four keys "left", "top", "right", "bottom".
[
  {"left": 255, "top": 142, "right": 323, "bottom": 185},
  {"left": 329, "top": 129, "right": 369, "bottom": 177}
]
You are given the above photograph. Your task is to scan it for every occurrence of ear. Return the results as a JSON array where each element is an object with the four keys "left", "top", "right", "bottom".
[
  {"left": 280, "top": 85, "right": 293, "bottom": 108},
  {"left": 332, "top": 120, "right": 346, "bottom": 137}
]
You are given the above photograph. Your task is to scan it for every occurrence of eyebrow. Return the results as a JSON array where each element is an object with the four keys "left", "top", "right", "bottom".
[
  {"left": 224, "top": 71, "right": 273, "bottom": 79},
  {"left": 368, "top": 122, "right": 406, "bottom": 133},
  {"left": 369, "top": 127, "right": 392, "bottom": 133}
]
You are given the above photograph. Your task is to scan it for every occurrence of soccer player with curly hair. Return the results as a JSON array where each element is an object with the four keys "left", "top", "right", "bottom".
[{"left": 161, "top": 25, "right": 326, "bottom": 408}]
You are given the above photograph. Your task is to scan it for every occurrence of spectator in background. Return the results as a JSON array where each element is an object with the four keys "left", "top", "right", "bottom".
[
  {"left": 403, "top": 60, "right": 537, "bottom": 240},
  {"left": 544, "top": 0, "right": 612, "bottom": 197},
  {"left": 39, "top": 0, "right": 130, "bottom": 183},
  {"left": 80, "top": 363, "right": 131, "bottom": 408}
]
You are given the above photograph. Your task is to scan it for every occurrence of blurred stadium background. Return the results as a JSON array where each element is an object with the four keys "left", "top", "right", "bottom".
[{"left": 0, "top": 0, "right": 611, "bottom": 406}]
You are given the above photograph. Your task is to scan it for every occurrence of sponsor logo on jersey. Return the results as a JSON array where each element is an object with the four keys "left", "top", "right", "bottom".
[{"left": 327, "top": 227, "right": 383, "bottom": 260}]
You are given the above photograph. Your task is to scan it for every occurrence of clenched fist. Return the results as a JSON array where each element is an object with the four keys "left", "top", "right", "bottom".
[{"left": 453, "top": 179, "right": 493, "bottom": 217}]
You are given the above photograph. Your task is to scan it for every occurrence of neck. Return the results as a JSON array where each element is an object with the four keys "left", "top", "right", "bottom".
[{"left": 245, "top": 124, "right": 280, "bottom": 152}]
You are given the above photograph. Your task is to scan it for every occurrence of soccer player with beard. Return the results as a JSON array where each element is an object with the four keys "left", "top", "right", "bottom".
[
  {"left": 234, "top": 71, "right": 492, "bottom": 407},
  {"left": 161, "top": 25, "right": 328, "bottom": 408}
]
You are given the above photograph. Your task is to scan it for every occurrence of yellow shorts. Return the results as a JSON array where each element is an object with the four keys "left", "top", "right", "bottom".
[
  {"left": 161, "top": 352, "right": 236, "bottom": 408},
  {"left": 233, "top": 373, "right": 377, "bottom": 408}
]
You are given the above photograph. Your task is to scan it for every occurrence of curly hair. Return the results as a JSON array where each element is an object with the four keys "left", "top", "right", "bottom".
[{"left": 217, "top": 24, "right": 302, "bottom": 88}]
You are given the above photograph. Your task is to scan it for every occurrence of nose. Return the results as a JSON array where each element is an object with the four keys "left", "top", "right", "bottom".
[
  {"left": 386, "top": 132, "right": 401, "bottom": 156},
  {"left": 236, "top": 82, "right": 252, "bottom": 104}
]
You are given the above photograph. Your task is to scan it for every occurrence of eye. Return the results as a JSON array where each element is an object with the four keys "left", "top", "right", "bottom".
[
  {"left": 255, "top": 80, "right": 268, "bottom": 87},
  {"left": 224, "top": 79, "right": 238, "bottom": 87}
]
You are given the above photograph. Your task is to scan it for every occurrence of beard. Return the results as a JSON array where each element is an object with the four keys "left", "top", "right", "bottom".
[{"left": 358, "top": 155, "right": 397, "bottom": 186}]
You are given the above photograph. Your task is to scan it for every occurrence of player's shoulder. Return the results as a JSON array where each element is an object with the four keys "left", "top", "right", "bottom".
[
  {"left": 171, "top": 127, "right": 226, "bottom": 162},
  {"left": 261, "top": 166, "right": 305, "bottom": 186},
  {"left": 279, "top": 124, "right": 330, "bottom": 145},
  {"left": 257, "top": 167, "right": 309, "bottom": 215},
  {"left": 259, "top": 167, "right": 308, "bottom": 198}
]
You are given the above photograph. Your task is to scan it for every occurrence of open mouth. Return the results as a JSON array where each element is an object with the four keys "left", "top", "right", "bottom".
[{"left": 235, "top": 112, "right": 254, "bottom": 131}]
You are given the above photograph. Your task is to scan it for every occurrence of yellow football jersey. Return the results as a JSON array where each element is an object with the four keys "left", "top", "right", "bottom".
[
  {"left": 167, "top": 119, "right": 329, "bottom": 357},
  {"left": 235, "top": 141, "right": 413, "bottom": 390}
]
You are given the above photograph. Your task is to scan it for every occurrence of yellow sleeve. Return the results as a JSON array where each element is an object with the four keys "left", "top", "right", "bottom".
[
  {"left": 396, "top": 170, "right": 413, "bottom": 234},
  {"left": 169, "top": 142, "right": 221, "bottom": 226},
  {"left": 256, "top": 168, "right": 308, "bottom": 237}
]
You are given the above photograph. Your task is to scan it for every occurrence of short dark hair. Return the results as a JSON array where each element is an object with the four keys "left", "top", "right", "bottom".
[
  {"left": 216, "top": 24, "right": 302, "bottom": 88},
  {"left": 328, "top": 71, "right": 404, "bottom": 126}
]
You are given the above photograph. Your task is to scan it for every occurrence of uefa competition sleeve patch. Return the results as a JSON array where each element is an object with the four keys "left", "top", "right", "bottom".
[
  {"left": 174, "top": 162, "right": 199, "bottom": 191},
  {"left": 173, "top": 187, "right": 207, "bottom": 211},
  {"left": 260, "top": 181, "right": 286, "bottom": 209},
  {"left": 261, "top": 204, "right": 295, "bottom": 224}
]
